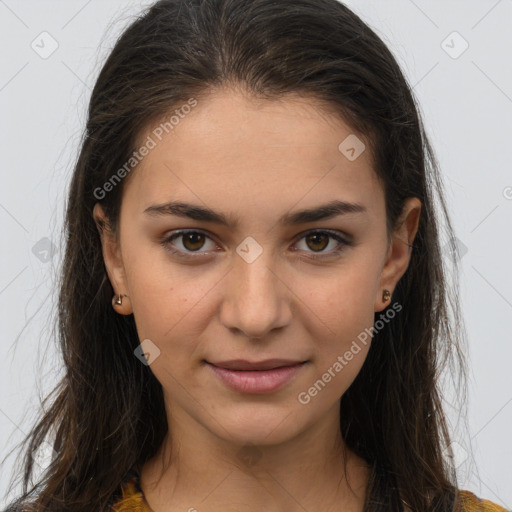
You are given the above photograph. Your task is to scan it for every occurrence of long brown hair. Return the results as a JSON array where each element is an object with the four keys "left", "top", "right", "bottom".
[{"left": 2, "top": 0, "right": 469, "bottom": 510}]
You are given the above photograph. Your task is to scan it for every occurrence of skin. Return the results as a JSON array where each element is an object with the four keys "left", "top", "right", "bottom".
[{"left": 94, "top": 86, "right": 421, "bottom": 512}]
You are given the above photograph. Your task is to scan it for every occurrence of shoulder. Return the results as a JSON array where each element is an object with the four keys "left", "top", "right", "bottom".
[
  {"left": 3, "top": 471, "right": 148, "bottom": 512},
  {"left": 110, "top": 476, "right": 152, "bottom": 512},
  {"left": 458, "top": 489, "right": 510, "bottom": 512}
]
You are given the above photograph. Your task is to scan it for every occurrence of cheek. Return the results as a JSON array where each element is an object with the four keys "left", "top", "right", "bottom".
[
  {"left": 296, "top": 259, "right": 380, "bottom": 336},
  {"left": 296, "top": 290, "right": 375, "bottom": 407},
  {"left": 293, "top": 260, "right": 379, "bottom": 388},
  {"left": 123, "top": 251, "right": 221, "bottom": 358}
]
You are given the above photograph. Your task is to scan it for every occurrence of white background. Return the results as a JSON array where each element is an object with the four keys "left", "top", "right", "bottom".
[{"left": 0, "top": 0, "right": 511, "bottom": 508}]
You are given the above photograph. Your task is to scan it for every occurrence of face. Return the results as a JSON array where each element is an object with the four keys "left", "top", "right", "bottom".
[{"left": 94, "top": 87, "right": 420, "bottom": 448}]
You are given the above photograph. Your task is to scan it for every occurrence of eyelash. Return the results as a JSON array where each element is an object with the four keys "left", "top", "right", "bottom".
[{"left": 159, "top": 229, "right": 353, "bottom": 261}]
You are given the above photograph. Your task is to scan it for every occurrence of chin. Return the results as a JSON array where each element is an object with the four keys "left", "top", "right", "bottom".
[{"left": 208, "top": 407, "right": 303, "bottom": 447}]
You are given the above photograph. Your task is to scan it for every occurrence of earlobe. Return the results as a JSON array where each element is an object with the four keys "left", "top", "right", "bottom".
[
  {"left": 374, "top": 197, "right": 421, "bottom": 312},
  {"left": 93, "top": 203, "right": 133, "bottom": 315}
]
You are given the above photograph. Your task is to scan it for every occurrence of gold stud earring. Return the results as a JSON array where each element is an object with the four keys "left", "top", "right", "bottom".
[
  {"left": 112, "top": 294, "right": 128, "bottom": 308},
  {"left": 382, "top": 289, "right": 391, "bottom": 302}
]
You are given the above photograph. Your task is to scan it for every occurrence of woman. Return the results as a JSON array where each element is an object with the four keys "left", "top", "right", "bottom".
[{"left": 2, "top": 0, "right": 508, "bottom": 511}]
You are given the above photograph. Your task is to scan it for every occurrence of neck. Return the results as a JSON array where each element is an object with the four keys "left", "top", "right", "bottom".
[{"left": 140, "top": 403, "right": 370, "bottom": 512}]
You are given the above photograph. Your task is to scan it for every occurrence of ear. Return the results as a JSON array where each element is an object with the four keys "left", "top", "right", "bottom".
[
  {"left": 93, "top": 203, "right": 133, "bottom": 315},
  {"left": 374, "top": 197, "right": 421, "bottom": 312}
]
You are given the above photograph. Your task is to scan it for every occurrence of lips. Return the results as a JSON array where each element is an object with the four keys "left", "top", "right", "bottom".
[
  {"left": 208, "top": 359, "right": 305, "bottom": 371},
  {"left": 205, "top": 359, "right": 308, "bottom": 394}
]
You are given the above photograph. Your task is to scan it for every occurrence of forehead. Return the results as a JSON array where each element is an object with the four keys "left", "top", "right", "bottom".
[{"left": 122, "top": 88, "right": 382, "bottom": 222}]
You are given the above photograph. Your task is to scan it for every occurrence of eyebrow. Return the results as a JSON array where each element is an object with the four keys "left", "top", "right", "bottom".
[{"left": 143, "top": 199, "right": 367, "bottom": 228}]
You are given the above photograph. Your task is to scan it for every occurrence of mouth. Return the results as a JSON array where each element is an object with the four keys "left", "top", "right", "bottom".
[
  {"left": 204, "top": 359, "right": 308, "bottom": 394},
  {"left": 207, "top": 358, "right": 307, "bottom": 371}
]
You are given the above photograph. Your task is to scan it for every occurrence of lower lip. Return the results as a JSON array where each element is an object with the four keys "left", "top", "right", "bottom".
[{"left": 206, "top": 362, "right": 307, "bottom": 394}]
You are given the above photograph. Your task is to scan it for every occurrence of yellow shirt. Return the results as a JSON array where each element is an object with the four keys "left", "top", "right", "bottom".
[{"left": 110, "top": 475, "right": 510, "bottom": 511}]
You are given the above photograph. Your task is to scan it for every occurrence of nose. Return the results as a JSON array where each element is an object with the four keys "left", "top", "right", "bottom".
[{"left": 219, "top": 249, "right": 292, "bottom": 340}]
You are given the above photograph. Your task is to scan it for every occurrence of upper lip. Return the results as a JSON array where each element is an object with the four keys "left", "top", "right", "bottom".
[{"left": 207, "top": 359, "right": 306, "bottom": 371}]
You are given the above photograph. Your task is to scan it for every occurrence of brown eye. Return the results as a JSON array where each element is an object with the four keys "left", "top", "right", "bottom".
[
  {"left": 161, "top": 229, "right": 352, "bottom": 261},
  {"left": 161, "top": 230, "right": 218, "bottom": 257},
  {"left": 293, "top": 230, "right": 352, "bottom": 260},
  {"left": 305, "top": 232, "right": 329, "bottom": 252},
  {"left": 181, "top": 232, "right": 206, "bottom": 252}
]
